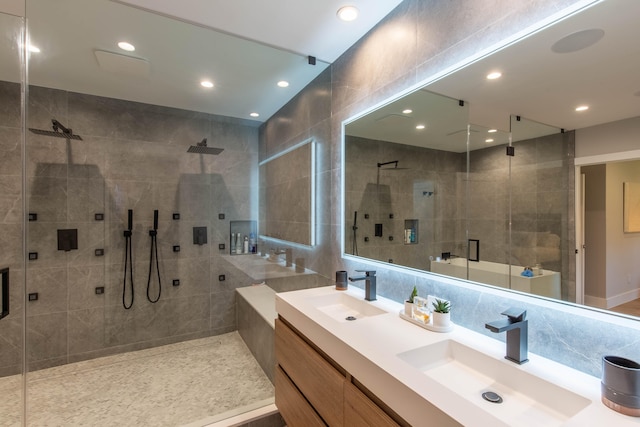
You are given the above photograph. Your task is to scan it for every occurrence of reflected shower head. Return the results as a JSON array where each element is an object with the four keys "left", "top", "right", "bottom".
[
  {"left": 187, "top": 138, "right": 223, "bottom": 155},
  {"left": 29, "top": 119, "right": 83, "bottom": 140},
  {"left": 377, "top": 160, "right": 409, "bottom": 170}
]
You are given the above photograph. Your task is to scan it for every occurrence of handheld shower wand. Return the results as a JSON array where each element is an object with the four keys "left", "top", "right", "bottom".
[
  {"left": 146, "top": 209, "right": 161, "bottom": 303},
  {"left": 122, "top": 209, "right": 134, "bottom": 309},
  {"left": 352, "top": 211, "right": 359, "bottom": 255}
]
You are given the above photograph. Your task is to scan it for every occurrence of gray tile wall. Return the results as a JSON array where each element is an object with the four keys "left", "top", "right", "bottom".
[
  {"left": 0, "top": 81, "right": 263, "bottom": 374},
  {"left": 260, "top": 0, "right": 640, "bottom": 379},
  {"left": 237, "top": 294, "right": 275, "bottom": 383},
  {"left": 345, "top": 136, "right": 464, "bottom": 269}
]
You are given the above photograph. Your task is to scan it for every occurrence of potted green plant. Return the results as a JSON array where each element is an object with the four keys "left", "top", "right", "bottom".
[
  {"left": 404, "top": 286, "right": 418, "bottom": 316},
  {"left": 432, "top": 298, "right": 451, "bottom": 328}
]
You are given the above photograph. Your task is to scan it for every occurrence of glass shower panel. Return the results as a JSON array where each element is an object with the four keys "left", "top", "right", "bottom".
[
  {"left": 510, "top": 115, "right": 570, "bottom": 301},
  {"left": 22, "top": 0, "right": 328, "bottom": 424},
  {"left": 466, "top": 124, "right": 511, "bottom": 288},
  {"left": 0, "top": 9, "right": 26, "bottom": 426}
]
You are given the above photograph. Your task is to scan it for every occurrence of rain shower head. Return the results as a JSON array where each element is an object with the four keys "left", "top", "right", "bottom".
[
  {"left": 187, "top": 138, "right": 223, "bottom": 155},
  {"left": 377, "top": 160, "right": 409, "bottom": 170},
  {"left": 29, "top": 119, "right": 83, "bottom": 140}
]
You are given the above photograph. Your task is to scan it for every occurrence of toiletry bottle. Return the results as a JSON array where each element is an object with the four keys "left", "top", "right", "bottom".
[
  {"left": 230, "top": 233, "right": 236, "bottom": 254},
  {"left": 535, "top": 263, "right": 542, "bottom": 276},
  {"left": 249, "top": 233, "right": 256, "bottom": 253},
  {"left": 236, "top": 234, "right": 243, "bottom": 254},
  {"left": 243, "top": 236, "right": 249, "bottom": 254}
]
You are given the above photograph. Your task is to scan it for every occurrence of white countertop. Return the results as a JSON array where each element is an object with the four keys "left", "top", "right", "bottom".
[{"left": 276, "top": 285, "right": 639, "bottom": 426}]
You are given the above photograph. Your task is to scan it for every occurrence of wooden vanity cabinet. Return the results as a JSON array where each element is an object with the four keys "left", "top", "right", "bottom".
[
  {"left": 275, "top": 365, "right": 326, "bottom": 427},
  {"left": 275, "top": 317, "right": 404, "bottom": 427},
  {"left": 344, "top": 381, "right": 400, "bottom": 427},
  {"left": 275, "top": 318, "right": 344, "bottom": 426}
]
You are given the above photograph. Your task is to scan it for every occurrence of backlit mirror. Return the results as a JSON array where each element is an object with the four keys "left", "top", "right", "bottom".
[
  {"left": 343, "top": 0, "right": 640, "bottom": 315},
  {"left": 260, "top": 139, "right": 315, "bottom": 246}
]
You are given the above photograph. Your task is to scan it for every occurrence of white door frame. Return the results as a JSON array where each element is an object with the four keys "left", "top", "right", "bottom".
[{"left": 574, "top": 149, "right": 640, "bottom": 306}]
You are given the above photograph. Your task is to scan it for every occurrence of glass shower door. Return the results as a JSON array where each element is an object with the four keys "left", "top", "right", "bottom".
[{"left": 0, "top": 8, "right": 26, "bottom": 427}]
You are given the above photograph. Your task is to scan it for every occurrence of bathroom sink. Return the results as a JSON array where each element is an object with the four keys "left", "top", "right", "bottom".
[
  {"left": 308, "top": 292, "right": 387, "bottom": 322},
  {"left": 397, "top": 339, "right": 590, "bottom": 426}
]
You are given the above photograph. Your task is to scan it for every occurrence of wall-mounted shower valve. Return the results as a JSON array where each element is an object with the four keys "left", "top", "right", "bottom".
[
  {"left": 173, "top": 279, "right": 180, "bottom": 287},
  {"left": 218, "top": 275, "right": 226, "bottom": 282},
  {"left": 173, "top": 245, "right": 180, "bottom": 252},
  {"left": 193, "top": 227, "right": 207, "bottom": 245},
  {"left": 95, "top": 287, "right": 104, "bottom": 295},
  {"left": 57, "top": 229, "right": 78, "bottom": 252}
]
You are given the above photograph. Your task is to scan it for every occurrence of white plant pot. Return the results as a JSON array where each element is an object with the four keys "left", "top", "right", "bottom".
[
  {"left": 433, "top": 311, "right": 451, "bottom": 328},
  {"left": 404, "top": 301, "right": 413, "bottom": 316}
]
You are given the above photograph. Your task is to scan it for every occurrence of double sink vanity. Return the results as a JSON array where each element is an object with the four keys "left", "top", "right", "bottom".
[{"left": 275, "top": 286, "right": 637, "bottom": 426}]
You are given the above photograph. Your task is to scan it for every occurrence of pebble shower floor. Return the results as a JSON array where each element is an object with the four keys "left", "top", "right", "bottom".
[{"left": 0, "top": 332, "right": 274, "bottom": 426}]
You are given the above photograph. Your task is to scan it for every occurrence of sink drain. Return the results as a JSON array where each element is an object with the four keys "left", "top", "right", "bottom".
[
  {"left": 345, "top": 316, "right": 357, "bottom": 321},
  {"left": 482, "top": 391, "right": 503, "bottom": 404}
]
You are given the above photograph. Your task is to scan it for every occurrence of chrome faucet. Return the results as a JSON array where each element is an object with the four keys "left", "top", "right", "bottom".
[
  {"left": 485, "top": 308, "right": 528, "bottom": 364},
  {"left": 348, "top": 270, "right": 376, "bottom": 301}
]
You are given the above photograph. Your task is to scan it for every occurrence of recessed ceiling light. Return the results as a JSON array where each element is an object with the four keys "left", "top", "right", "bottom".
[
  {"left": 485, "top": 138, "right": 494, "bottom": 143},
  {"left": 200, "top": 81, "right": 214, "bottom": 88},
  {"left": 486, "top": 71, "right": 502, "bottom": 80},
  {"left": 28, "top": 45, "right": 40, "bottom": 53},
  {"left": 488, "top": 129, "right": 497, "bottom": 133},
  {"left": 337, "top": 6, "right": 359, "bottom": 22},
  {"left": 118, "top": 41, "right": 135, "bottom": 52},
  {"left": 416, "top": 124, "right": 425, "bottom": 130},
  {"left": 250, "top": 112, "right": 260, "bottom": 118},
  {"left": 402, "top": 109, "right": 413, "bottom": 114},
  {"left": 277, "top": 80, "right": 289, "bottom": 88},
  {"left": 575, "top": 105, "right": 589, "bottom": 112}
]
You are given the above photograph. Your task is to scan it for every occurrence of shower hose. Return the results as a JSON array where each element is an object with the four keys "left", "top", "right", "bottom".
[
  {"left": 122, "top": 209, "right": 134, "bottom": 309},
  {"left": 147, "top": 210, "right": 161, "bottom": 303}
]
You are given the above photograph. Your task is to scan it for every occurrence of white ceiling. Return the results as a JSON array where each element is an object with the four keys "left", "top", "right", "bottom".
[
  {"left": 347, "top": 0, "right": 640, "bottom": 152},
  {"left": 0, "top": 0, "right": 402, "bottom": 122},
  {"left": 114, "top": 0, "right": 404, "bottom": 64}
]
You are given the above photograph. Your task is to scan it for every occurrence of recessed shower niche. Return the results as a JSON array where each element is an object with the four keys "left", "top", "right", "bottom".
[{"left": 230, "top": 220, "right": 257, "bottom": 255}]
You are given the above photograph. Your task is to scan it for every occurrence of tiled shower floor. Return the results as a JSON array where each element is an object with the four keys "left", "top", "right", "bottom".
[{"left": 0, "top": 332, "right": 274, "bottom": 426}]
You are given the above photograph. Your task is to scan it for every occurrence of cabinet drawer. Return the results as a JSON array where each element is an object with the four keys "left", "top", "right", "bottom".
[
  {"left": 344, "top": 381, "right": 400, "bottom": 427},
  {"left": 275, "top": 366, "right": 327, "bottom": 427},
  {"left": 275, "top": 319, "right": 344, "bottom": 427}
]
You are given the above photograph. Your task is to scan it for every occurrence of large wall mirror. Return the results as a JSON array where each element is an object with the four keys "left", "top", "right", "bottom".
[{"left": 343, "top": 0, "right": 640, "bottom": 316}]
